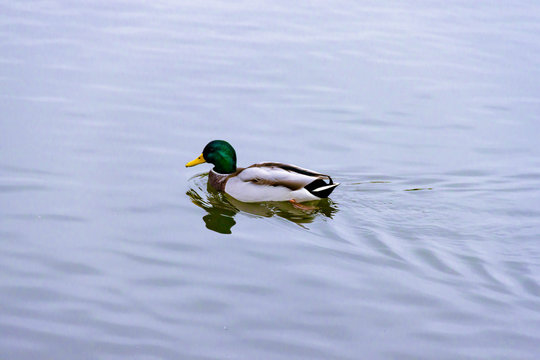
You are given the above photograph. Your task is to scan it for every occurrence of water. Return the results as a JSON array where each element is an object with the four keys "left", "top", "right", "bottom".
[{"left": 1, "top": 1, "right": 540, "bottom": 359}]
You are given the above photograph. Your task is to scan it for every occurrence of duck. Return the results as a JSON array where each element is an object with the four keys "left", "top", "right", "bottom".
[{"left": 185, "top": 140, "right": 339, "bottom": 203}]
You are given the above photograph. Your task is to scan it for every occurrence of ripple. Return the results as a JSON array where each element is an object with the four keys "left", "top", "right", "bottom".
[
  {"left": 414, "top": 248, "right": 460, "bottom": 276},
  {"left": 0, "top": 184, "right": 51, "bottom": 193},
  {"left": 8, "top": 214, "right": 86, "bottom": 223}
]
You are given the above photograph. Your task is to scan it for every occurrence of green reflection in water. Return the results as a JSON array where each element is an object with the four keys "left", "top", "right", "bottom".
[{"left": 186, "top": 173, "right": 338, "bottom": 234}]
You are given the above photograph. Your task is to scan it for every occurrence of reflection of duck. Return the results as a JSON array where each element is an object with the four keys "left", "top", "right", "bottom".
[
  {"left": 186, "top": 175, "right": 338, "bottom": 234},
  {"left": 186, "top": 140, "right": 339, "bottom": 204}
]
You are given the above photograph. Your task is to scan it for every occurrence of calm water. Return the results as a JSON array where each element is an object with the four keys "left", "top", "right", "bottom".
[{"left": 2, "top": 1, "right": 540, "bottom": 359}]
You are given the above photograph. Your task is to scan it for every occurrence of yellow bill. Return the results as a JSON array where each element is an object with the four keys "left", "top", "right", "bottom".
[{"left": 186, "top": 153, "right": 206, "bottom": 167}]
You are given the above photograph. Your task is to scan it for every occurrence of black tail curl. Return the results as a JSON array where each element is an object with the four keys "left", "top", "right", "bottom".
[{"left": 304, "top": 177, "right": 340, "bottom": 198}]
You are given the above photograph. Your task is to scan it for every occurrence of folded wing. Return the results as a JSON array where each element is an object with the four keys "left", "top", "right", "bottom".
[{"left": 235, "top": 162, "right": 334, "bottom": 190}]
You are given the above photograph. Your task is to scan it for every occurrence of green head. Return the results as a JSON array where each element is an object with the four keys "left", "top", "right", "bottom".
[{"left": 185, "top": 140, "right": 237, "bottom": 174}]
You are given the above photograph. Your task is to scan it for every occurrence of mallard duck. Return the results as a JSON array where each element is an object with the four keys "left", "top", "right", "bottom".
[{"left": 185, "top": 140, "right": 339, "bottom": 203}]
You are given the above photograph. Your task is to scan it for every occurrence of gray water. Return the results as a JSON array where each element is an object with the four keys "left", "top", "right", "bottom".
[{"left": 1, "top": 1, "right": 540, "bottom": 359}]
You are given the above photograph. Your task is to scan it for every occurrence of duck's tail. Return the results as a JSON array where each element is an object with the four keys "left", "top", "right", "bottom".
[{"left": 304, "top": 177, "right": 340, "bottom": 198}]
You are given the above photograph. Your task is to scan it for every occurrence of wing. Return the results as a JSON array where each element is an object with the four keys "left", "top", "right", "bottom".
[{"left": 234, "top": 162, "right": 333, "bottom": 190}]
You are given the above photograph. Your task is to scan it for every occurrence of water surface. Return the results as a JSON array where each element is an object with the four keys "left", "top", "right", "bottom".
[{"left": 1, "top": 1, "right": 540, "bottom": 359}]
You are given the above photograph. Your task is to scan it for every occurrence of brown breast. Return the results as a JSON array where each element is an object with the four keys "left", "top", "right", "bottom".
[{"left": 208, "top": 168, "right": 246, "bottom": 191}]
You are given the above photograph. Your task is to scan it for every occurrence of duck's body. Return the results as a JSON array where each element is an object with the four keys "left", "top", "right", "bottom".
[
  {"left": 186, "top": 141, "right": 339, "bottom": 203},
  {"left": 210, "top": 162, "right": 337, "bottom": 202}
]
